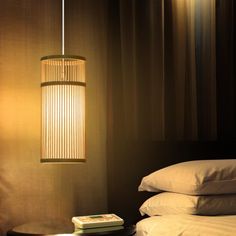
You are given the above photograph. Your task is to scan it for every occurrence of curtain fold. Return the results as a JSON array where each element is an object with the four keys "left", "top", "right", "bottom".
[
  {"left": 164, "top": 0, "right": 199, "bottom": 140},
  {"left": 118, "top": 0, "right": 165, "bottom": 140}
]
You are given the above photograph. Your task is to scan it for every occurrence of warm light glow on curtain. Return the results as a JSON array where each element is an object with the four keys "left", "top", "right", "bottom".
[{"left": 41, "top": 56, "right": 86, "bottom": 162}]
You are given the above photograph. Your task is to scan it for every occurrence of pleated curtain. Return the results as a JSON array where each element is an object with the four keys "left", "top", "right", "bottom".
[{"left": 107, "top": 0, "right": 236, "bottom": 142}]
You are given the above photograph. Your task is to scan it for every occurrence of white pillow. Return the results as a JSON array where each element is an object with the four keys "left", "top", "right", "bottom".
[
  {"left": 138, "top": 160, "right": 236, "bottom": 195},
  {"left": 139, "top": 192, "right": 236, "bottom": 216}
]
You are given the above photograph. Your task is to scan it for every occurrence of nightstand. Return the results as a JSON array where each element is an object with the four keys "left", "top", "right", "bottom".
[{"left": 7, "top": 220, "right": 136, "bottom": 236}]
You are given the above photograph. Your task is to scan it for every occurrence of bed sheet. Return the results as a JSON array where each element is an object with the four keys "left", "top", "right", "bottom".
[{"left": 136, "top": 215, "right": 236, "bottom": 236}]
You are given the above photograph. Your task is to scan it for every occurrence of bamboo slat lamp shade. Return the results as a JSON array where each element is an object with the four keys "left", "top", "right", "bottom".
[{"left": 41, "top": 55, "right": 86, "bottom": 162}]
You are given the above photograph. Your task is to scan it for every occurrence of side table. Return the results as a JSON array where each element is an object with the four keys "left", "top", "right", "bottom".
[{"left": 7, "top": 220, "right": 136, "bottom": 236}]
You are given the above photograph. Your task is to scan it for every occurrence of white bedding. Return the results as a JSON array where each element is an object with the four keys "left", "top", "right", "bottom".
[{"left": 136, "top": 215, "right": 236, "bottom": 236}]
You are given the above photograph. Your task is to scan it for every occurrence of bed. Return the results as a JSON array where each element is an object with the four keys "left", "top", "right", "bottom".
[
  {"left": 136, "top": 159, "right": 236, "bottom": 236},
  {"left": 136, "top": 215, "right": 236, "bottom": 236}
]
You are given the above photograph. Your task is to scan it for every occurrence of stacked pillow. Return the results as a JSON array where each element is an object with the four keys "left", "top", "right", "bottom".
[{"left": 138, "top": 160, "right": 236, "bottom": 216}]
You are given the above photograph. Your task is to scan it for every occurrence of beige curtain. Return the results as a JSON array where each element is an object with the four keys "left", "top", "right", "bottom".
[{"left": 107, "top": 0, "right": 217, "bottom": 141}]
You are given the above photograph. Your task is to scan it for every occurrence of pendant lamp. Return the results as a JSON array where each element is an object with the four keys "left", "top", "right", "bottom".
[{"left": 40, "top": 0, "right": 86, "bottom": 162}]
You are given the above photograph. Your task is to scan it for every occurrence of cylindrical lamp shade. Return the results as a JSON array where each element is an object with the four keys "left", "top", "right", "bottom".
[{"left": 41, "top": 55, "right": 86, "bottom": 162}]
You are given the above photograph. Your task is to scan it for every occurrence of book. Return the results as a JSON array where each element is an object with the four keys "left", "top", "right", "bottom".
[{"left": 72, "top": 214, "right": 124, "bottom": 229}]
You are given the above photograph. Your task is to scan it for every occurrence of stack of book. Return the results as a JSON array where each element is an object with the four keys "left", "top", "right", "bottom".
[{"left": 72, "top": 214, "right": 124, "bottom": 234}]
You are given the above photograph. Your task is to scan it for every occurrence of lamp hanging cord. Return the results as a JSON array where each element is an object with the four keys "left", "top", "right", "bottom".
[{"left": 62, "top": 0, "right": 65, "bottom": 55}]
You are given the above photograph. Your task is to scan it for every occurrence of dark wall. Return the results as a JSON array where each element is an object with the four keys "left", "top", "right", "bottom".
[{"left": 0, "top": 0, "right": 108, "bottom": 234}]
